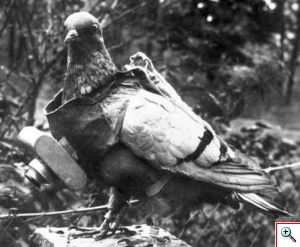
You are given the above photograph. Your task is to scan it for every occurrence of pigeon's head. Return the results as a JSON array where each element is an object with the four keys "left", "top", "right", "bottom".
[
  {"left": 64, "top": 12, "right": 104, "bottom": 50},
  {"left": 62, "top": 12, "right": 116, "bottom": 100}
]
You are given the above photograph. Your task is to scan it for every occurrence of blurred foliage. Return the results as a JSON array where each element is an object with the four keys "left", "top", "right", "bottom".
[{"left": 0, "top": 0, "right": 300, "bottom": 246}]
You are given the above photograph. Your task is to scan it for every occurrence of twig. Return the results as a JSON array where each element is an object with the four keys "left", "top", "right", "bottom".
[
  {"left": 102, "top": 2, "right": 147, "bottom": 30},
  {"left": 72, "top": 195, "right": 97, "bottom": 226},
  {"left": 179, "top": 210, "right": 200, "bottom": 238},
  {"left": 0, "top": 218, "right": 12, "bottom": 238},
  {"left": 0, "top": 0, "right": 15, "bottom": 40},
  {"left": 0, "top": 140, "right": 14, "bottom": 149},
  {"left": 0, "top": 165, "right": 14, "bottom": 169},
  {"left": 99, "top": 0, "right": 119, "bottom": 28},
  {"left": 0, "top": 200, "right": 139, "bottom": 220},
  {"left": 264, "top": 162, "right": 300, "bottom": 173},
  {"left": 108, "top": 42, "right": 125, "bottom": 52}
]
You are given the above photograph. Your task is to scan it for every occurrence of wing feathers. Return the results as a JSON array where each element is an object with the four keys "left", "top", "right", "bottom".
[
  {"left": 179, "top": 129, "right": 213, "bottom": 163},
  {"left": 171, "top": 161, "right": 274, "bottom": 192},
  {"left": 121, "top": 89, "right": 275, "bottom": 194}
]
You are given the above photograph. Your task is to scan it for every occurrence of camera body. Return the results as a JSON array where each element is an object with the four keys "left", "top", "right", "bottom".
[{"left": 18, "top": 126, "right": 87, "bottom": 191}]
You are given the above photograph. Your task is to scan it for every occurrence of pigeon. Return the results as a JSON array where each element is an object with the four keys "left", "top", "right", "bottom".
[{"left": 51, "top": 11, "right": 291, "bottom": 240}]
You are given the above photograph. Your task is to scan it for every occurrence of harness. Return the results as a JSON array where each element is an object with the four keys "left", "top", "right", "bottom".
[{"left": 45, "top": 68, "right": 171, "bottom": 196}]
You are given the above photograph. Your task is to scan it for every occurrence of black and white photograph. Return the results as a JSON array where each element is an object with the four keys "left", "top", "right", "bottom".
[{"left": 0, "top": 0, "right": 299, "bottom": 246}]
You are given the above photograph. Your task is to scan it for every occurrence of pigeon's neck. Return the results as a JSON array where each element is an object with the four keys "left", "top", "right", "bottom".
[{"left": 63, "top": 45, "right": 117, "bottom": 103}]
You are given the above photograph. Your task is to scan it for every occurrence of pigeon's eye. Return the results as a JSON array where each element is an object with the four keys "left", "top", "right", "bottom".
[{"left": 91, "top": 24, "right": 98, "bottom": 33}]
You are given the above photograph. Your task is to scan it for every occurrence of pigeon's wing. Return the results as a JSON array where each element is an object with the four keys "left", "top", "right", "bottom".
[{"left": 120, "top": 89, "right": 276, "bottom": 193}]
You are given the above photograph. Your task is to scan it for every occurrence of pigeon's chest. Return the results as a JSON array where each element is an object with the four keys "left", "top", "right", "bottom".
[{"left": 45, "top": 87, "right": 139, "bottom": 163}]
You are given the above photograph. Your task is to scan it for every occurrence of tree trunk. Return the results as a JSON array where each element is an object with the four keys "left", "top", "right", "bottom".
[
  {"left": 8, "top": 19, "right": 15, "bottom": 68},
  {"left": 277, "top": 0, "right": 285, "bottom": 62},
  {"left": 285, "top": 0, "right": 300, "bottom": 104}
]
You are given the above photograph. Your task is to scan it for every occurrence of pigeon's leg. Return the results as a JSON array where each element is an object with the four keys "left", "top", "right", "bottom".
[
  {"left": 94, "top": 187, "right": 130, "bottom": 240},
  {"left": 69, "top": 187, "right": 130, "bottom": 240}
]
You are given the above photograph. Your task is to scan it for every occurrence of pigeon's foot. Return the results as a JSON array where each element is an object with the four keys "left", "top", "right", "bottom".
[
  {"left": 68, "top": 226, "right": 100, "bottom": 239},
  {"left": 68, "top": 226, "right": 137, "bottom": 241},
  {"left": 117, "top": 235, "right": 171, "bottom": 247}
]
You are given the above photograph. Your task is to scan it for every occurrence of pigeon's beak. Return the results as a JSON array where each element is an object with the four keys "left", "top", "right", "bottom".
[{"left": 64, "top": 29, "right": 78, "bottom": 44}]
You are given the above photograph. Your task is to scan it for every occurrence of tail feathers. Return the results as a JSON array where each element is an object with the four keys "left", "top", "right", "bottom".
[{"left": 233, "top": 192, "right": 292, "bottom": 218}]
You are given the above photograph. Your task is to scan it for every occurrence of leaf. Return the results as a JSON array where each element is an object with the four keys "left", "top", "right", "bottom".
[{"left": 228, "top": 99, "right": 245, "bottom": 119}]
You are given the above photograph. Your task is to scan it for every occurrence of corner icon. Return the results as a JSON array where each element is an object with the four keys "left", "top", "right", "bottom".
[
  {"left": 281, "top": 226, "right": 296, "bottom": 242},
  {"left": 276, "top": 222, "right": 300, "bottom": 246}
]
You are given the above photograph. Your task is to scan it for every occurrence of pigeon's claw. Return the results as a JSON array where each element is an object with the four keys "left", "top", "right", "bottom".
[
  {"left": 93, "top": 218, "right": 112, "bottom": 240},
  {"left": 94, "top": 204, "right": 129, "bottom": 240},
  {"left": 68, "top": 226, "right": 100, "bottom": 239},
  {"left": 67, "top": 216, "right": 119, "bottom": 240}
]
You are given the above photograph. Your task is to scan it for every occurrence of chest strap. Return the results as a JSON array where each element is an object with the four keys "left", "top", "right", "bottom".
[{"left": 145, "top": 174, "right": 172, "bottom": 197}]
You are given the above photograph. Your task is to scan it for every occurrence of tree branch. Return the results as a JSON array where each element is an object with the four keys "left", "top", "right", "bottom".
[
  {"left": 99, "top": 0, "right": 119, "bottom": 29},
  {"left": 102, "top": 1, "right": 148, "bottom": 30},
  {"left": 0, "top": 200, "right": 139, "bottom": 220},
  {"left": 0, "top": 0, "right": 15, "bottom": 40},
  {"left": 18, "top": 0, "right": 42, "bottom": 69}
]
